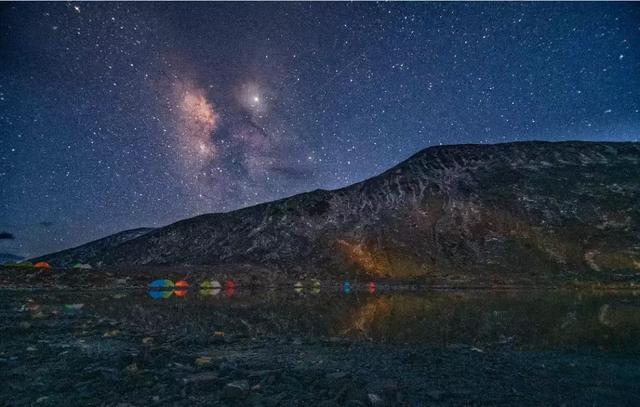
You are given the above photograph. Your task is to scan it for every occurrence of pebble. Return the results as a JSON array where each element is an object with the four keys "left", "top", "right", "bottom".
[
  {"left": 326, "top": 371, "right": 349, "bottom": 380},
  {"left": 426, "top": 390, "right": 445, "bottom": 400},
  {"left": 103, "top": 330, "right": 120, "bottom": 337},
  {"left": 367, "top": 393, "right": 384, "bottom": 406},
  {"left": 182, "top": 372, "right": 218, "bottom": 384},
  {"left": 195, "top": 356, "right": 213, "bottom": 366},
  {"left": 222, "top": 380, "right": 250, "bottom": 400}
]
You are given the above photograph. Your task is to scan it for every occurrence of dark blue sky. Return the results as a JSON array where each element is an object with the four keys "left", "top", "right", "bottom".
[{"left": 1, "top": 2, "right": 639, "bottom": 258}]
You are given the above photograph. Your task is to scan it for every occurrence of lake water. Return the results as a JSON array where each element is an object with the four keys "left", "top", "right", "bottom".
[{"left": 2, "top": 287, "right": 640, "bottom": 405}]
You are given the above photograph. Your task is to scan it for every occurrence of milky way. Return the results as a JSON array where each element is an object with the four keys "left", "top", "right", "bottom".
[
  {"left": 173, "top": 80, "right": 219, "bottom": 166},
  {"left": 0, "top": 2, "right": 639, "bottom": 257}
]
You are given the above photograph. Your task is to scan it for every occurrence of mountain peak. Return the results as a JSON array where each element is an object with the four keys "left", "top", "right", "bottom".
[{"left": 36, "top": 141, "right": 640, "bottom": 284}]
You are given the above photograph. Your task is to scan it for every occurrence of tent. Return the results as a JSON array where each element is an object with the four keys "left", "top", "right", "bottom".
[
  {"left": 343, "top": 281, "right": 352, "bottom": 294},
  {"left": 34, "top": 261, "right": 51, "bottom": 269},
  {"left": 201, "top": 280, "right": 221, "bottom": 289},
  {"left": 367, "top": 281, "right": 377, "bottom": 294},
  {"left": 175, "top": 280, "right": 189, "bottom": 288},
  {"left": 309, "top": 279, "right": 321, "bottom": 294},
  {"left": 73, "top": 263, "right": 92, "bottom": 270},
  {"left": 148, "top": 279, "right": 174, "bottom": 289}
]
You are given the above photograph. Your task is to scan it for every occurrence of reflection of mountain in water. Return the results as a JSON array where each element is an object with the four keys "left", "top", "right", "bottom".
[
  {"left": 27, "top": 289, "right": 640, "bottom": 351},
  {"left": 36, "top": 142, "right": 640, "bottom": 284},
  {"left": 342, "top": 291, "right": 640, "bottom": 350}
]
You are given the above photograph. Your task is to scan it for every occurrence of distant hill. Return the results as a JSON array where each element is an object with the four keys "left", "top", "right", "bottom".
[
  {"left": 37, "top": 141, "right": 640, "bottom": 283},
  {"left": 0, "top": 253, "right": 24, "bottom": 265},
  {"left": 32, "top": 228, "right": 153, "bottom": 267}
]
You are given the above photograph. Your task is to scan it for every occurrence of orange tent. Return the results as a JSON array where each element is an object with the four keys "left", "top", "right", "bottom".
[
  {"left": 34, "top": 261, "right": 51, "bottom": 269},
  {"left": 175, "top": 280, "right": 189, "bottom": 288}
]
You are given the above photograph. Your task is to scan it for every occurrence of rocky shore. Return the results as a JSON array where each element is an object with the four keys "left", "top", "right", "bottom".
[{"left": 2, "top": 287, "right": 640, "bottom": 406}]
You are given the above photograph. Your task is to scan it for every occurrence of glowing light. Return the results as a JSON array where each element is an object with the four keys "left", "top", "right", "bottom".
[
  {"left": 238, "top": 83, "right": 267, "bottom": 115},
  {"left": 173, "top": 81, "right": 219, "bottom": 163},
  {"left": 336, "top": 239, "right": 391, "bottom": 276}
]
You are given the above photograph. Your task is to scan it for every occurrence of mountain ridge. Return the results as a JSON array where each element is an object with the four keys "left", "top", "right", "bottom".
[{"left": 35, "top": 141, "right": 640, "bottom": 283}]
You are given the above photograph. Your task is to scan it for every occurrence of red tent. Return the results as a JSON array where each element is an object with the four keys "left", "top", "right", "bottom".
[{"left": 34, "top": 261, "right": 51, "bottom": 269}]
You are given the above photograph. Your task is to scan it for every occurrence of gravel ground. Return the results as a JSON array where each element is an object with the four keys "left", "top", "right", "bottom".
[{"left": 1, "top": 288, "right": 639, "bottom": 406}]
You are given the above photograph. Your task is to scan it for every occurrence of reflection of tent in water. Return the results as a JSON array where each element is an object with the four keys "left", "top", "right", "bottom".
[
  {"left": 294, "top": 281, "right": 303, "bottom": 293},
  {"left": 201, "top": 280, "right": 221, "bottom": 289},
  {"left": 34, "top": 261, "right": 51, "bottom": 269},
  {"left": 175, "top": 280, "right": 189, "bottom": 288},
  {"left": 149, "top": 290, "right": 173, "bottom": 299},
  {"left": 200, "top": 288, "right": 221, "bottom": 296},
  {"left": 148, "top": 279, "right": 174, "bottom": 289},
  {"left": 225, "top": 280, "right": 236, "bottom": 298},
  {"left": 200, "top": 288, "right": 220, "bottom": 297},
  {"left": 368, "top": 281, "right": 376, "bottom": 294},
  {"left": 174, "top": 289, "right": 187, "bottom": 297},
  {"left": 200, "top": 280, "right": 221, "bottom": 296},
  {"left": 309, "top": 279, "right": 321, "bottom": 294},
  {"left": 73, "top": 263, "right": 92, "bottom": 269}
]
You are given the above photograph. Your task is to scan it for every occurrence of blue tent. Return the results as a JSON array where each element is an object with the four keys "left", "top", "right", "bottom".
[{"left": 148, "top": 279, "right": 174, "bottom": 289}]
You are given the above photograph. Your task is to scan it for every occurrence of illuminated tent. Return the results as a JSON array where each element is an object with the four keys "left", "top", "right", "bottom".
[
  {"left": 34, "top": 261, "right": 51, "bottom": 269},
  {"left": 310, "top": 279, "right": 321, "bottom": 294},
  {"left": 175, "top": 280, "right": 189, "bottom": 288},
  {"left": 200, "top": 280, "right": 221, "bottom": 296},
  {"left": 148, "top": 279, "right": 174, "bottom": 289},
  {"left": 73, "top": 263, "right": 92, "bottom": 270},
  {"left": 201, "top": 280, "right": 221, "bottom": 289}
]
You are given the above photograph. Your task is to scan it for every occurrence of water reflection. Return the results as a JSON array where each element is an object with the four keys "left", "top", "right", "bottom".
[
  {"left": 8, "top": 288, "right": 640, "bottom": 351},
  {"left": 149, "top": 290, "right": 172, "bottom": 299},
  {"left": 199, "top": 288, "right": 221, "bottom": 296}
]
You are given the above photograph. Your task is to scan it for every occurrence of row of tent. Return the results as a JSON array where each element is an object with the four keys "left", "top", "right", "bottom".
[
  {"left": 149, "top": 279, "right": 377, "bottom": 294},
  {"left": 149, "top": 279, "right": 235, "bottom": 290},
  {"left": 3, "top": 261, "right": 92, "bottom": 269}
]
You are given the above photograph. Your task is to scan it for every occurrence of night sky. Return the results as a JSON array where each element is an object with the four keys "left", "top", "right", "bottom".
[{"left": 1, "top": 2, "right": 639, "bottom": 258}]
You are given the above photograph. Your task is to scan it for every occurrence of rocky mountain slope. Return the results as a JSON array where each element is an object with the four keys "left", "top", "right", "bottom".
[
  {"left": 34, "top": 228, "right": 154, "bottom": 267},
  {"left": 36, "top": 141, "right": 640, "bottom": 283}
]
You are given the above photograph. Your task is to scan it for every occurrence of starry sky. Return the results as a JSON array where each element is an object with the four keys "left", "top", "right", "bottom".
[{"left": 1, "top": 2, "right": 639, "bottom": 258}]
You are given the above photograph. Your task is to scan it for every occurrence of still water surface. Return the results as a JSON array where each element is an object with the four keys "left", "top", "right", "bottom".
[{"left": 6, "top": 287, "right": 640, "bottom": 351}]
